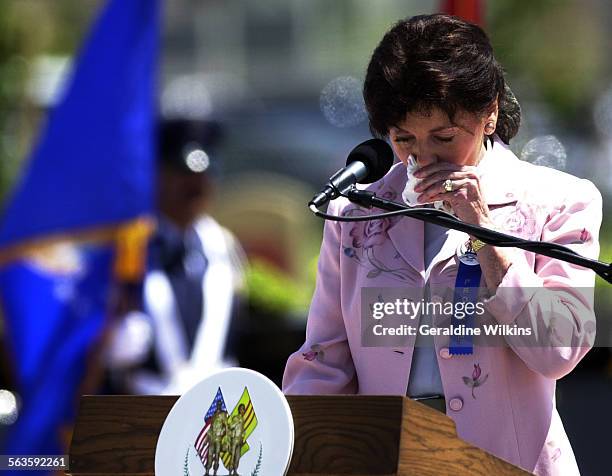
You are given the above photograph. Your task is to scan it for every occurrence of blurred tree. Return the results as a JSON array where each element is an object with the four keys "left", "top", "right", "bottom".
[
  {"left": 488, "top": 0, "right": 606, "bottom": 123},
  {"left": 0, "top": 0, "right": 101, "bottom": 202},
  {"left": 245, "top": 257, "right": 317, "bottom": 318}
]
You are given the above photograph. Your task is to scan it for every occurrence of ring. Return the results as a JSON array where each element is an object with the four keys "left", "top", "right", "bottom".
[{"left": 443, "top": 179, "right": 454, "bottom": 192}]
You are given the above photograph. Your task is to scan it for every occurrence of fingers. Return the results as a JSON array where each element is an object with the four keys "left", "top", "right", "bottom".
[
  {"left": 410, "top": 162, "right": 482, "bottom": 205},
  {"left": 413, "top": 161, "right": 463, "bottom": 178},
  {"left": 418, "top": 177, "right": 474, "bottom": 203},
  {"left": 414, "top": 170, "right": 472, "bottom": 193}
]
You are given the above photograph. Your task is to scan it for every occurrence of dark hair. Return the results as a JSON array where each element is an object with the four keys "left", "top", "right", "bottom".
[{"left": 363, "top": 14, "right": 520, "bottom": 144}]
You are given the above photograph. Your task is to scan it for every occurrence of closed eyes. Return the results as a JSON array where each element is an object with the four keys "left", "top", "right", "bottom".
[{"left": 393, "top": 136, "right": 454, "bottom": 144}]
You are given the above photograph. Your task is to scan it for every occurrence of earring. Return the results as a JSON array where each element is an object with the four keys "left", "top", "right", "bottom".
[{"left": 485, "top": 121, "right": 495, "bottom": 135}]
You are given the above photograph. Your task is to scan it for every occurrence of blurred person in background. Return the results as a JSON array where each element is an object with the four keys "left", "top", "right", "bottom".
[{"left": 105, "top": 118, "right": 246, "bottom": 395}]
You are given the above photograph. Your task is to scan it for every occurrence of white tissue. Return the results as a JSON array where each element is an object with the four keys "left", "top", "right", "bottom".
[{"left": 400, "top": 155, "right": 451, "bottom": 213}]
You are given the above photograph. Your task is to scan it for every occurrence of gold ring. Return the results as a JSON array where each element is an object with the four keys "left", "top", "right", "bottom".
[{"left": 443, "top": 179, "right": 454, "bottom": 192}]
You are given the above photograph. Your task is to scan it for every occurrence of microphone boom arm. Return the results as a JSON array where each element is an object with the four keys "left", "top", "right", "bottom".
[{"left": 309, "top": 187, "right": 612, "bottom": 284}]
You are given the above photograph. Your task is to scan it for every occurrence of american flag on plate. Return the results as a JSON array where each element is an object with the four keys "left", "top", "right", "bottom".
[{"left": 194, "top": 387, "right": 227, "bottom": 463}]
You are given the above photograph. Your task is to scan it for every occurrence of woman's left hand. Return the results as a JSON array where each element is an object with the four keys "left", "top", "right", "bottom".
[
  {"left": 414, "top": 161, "right": 513, "bottom": 291},
  {"left": 413, "top": 162, "right": 493, "bottom": 227}
]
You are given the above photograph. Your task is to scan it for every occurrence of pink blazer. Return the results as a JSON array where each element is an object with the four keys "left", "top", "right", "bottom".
[{"left": 282, "top": 138, "right": 602, "bottom": 475}]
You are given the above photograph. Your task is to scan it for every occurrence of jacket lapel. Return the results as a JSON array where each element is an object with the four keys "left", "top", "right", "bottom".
[
  {"left": 386, "top": 215, "right": 425, "bottom": 277},
  {"left": 478, "top": 137, "right": 521, "bottom": 206}
]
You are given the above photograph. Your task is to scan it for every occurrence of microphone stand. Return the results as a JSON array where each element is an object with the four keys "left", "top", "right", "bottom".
[{"left": 334, "top": 187, "right": 612, "bottom": 284}]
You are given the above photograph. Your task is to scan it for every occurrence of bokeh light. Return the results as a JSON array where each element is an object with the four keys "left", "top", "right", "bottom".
[
  {"left": 593, "top": 86, "right": 612, "bottom": 138},
  {"left": 0, "top": 389, "right": 18, "bottom": 425},
  {"left": 319, "top": 76, "right": 367, "bottom": 128},
  {"left": 185, "top": 148, "right": 210, "bottom": 173},
  {"left": 520, "top": 135, "right": 567, "bottom": 170}
]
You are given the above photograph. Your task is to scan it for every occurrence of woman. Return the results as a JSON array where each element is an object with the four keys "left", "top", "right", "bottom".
[{"left": 282, "top": 14, "right": 602, "bottom": 476}]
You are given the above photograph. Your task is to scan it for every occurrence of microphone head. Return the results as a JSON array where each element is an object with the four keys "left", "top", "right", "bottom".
[{"left": 346, "top": 138, "right": 394, "bottom": 184}]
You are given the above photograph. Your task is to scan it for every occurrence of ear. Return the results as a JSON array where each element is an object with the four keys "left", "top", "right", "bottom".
[{"left": 484, "top": 97, "right": 499, "bottom": 135}]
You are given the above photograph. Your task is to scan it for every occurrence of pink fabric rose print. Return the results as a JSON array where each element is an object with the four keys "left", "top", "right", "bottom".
[
  {"left": 546, "top": 440, "right": 562, "bottom": 463},
  {"left": 462, "top": 363, "right": 489, "bottom": 399},
  {"left": 350, "top": 218, "right": 392, "bottom": 249},
  {"left": 494, "top": 202, "right": 538, "bottom": 238},
  {"left": 342, "top": 205, "right": 413, "bottom": 283},
  {"left": 303, "top": 344, "right": 325, "bottom": 362}
]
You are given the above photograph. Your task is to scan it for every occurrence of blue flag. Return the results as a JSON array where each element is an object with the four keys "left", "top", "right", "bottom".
[
  {"left": 0, "top": 245, "right": 113, "bottom": 456},
  {"left": 0, "top": 0, "right": 160, "bottom": 469}
]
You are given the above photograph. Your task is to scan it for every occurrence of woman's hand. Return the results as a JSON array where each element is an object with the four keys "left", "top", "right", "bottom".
[
  {"left": 413, "top": 161, "right": 493, "bottom": 228},
  {"left": 413, "top": 161, "right": 512, "bottom": 291}
]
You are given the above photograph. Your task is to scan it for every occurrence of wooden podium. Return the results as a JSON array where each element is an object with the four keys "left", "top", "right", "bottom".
[{"left": 68, "top": 395, "right": 531, "bottom": 475}]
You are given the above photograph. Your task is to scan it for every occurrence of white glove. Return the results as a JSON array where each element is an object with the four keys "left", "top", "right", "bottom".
[{"left": 105, "top": 311, "right": 154, "bottom": 368}]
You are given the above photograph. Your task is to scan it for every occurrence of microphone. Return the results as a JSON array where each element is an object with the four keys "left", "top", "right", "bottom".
[{"left": 309, "top": 139, "right": 394, "bottom": 208}]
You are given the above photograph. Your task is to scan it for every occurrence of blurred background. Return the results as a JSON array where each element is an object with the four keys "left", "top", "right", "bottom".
[{"left": 0, "top": 0, "right": 610, "bottom": 474}]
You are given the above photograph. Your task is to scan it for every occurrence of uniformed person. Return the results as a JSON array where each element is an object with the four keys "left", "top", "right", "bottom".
[
  {"left": 228, "top": 404, "right": 247, "bottom": 475},
  {"left": 205, "top": 401, "right": 229, "bottom": 476}
]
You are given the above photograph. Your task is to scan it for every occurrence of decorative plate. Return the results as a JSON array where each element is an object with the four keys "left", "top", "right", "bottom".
[{"left": 155, "top": 368, "right": 294, "bottom": 476}]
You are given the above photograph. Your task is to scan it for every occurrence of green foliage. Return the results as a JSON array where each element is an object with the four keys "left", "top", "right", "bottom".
[
  {"left": 245, "top": 258, "right": 317, "bottom": 317},
  {"left": 183, "top": 447, "right": 190, "bottom": 476},
  {"left": 250, "top": 443, "right": 262, "bottom": 476},
  {"left": 488, "top": 0, "right": 605, "bottom": 119},
  {"left": 0, "top": 1, "right": 101, "bottom": 202},
  {"left": 595, "top": 220, "right": 612, "bottom": 306}
]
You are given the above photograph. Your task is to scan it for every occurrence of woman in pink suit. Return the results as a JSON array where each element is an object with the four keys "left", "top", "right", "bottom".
[{"left": 283, "top": 14, "right": 602, "bottom": 476}]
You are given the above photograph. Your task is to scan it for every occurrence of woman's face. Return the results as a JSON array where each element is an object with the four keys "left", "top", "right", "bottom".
[{"left": 389, "top": 106, "right": 495, "bottom": 168}]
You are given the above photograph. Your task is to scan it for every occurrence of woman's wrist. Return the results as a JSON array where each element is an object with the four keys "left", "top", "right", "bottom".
[
  {"left": 476, "top": 245, "right": 513, "bottom": 292},
  {"left": 468, "top": 216, "right": 498, "bottom": 245}
]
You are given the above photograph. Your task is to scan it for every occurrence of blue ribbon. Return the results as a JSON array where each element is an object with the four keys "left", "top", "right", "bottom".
[{"left": 449, "top": 252, "right": 482, "bottom": 355}]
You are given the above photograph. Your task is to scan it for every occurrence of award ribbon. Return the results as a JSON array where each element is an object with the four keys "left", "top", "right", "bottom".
[{"left": 449, "top": 241, "right": 482, "bottom": 355}]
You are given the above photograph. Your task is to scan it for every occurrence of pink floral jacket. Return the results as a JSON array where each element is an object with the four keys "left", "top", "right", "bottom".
[{"left": 282, "top": 138, "right": 603, "bottom": 475}]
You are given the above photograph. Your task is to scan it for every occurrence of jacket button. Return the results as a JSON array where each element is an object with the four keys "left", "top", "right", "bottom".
[
  {"left": 449, "top": 397, "right": 463, "bottom": 412},
  {"left": 439, "top": 347, "right": 451, "bottom": 360}
]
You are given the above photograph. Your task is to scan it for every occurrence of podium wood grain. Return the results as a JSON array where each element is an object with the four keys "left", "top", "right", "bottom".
[
  {"left": 68, "top": 395, "right": 531, "bottom": 475},
  {"left": 69, "top": 395, "right": 175, "bottom": 475}
]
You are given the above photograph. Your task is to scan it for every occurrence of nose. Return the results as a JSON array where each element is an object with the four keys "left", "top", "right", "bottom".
[
  {"left": 413, "top": 152, "right": 437, "bottom": 167},
  {"left": 410, "top": 142, "right": 437, "bottom": 167}
]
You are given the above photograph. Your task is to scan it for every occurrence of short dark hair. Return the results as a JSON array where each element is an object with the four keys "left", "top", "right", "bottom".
[{"left": 363, "top": 14, "right": 520, "bottom": 144}]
